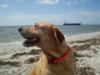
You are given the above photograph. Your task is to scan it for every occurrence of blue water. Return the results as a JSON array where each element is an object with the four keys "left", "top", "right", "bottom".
[{"left": 0, "top": 25, "right": 100, "bottom": 43}]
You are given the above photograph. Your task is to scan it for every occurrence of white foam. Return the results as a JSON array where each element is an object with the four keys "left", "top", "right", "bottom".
[
  {"left": 0, "top": 41, "right": 22, "bottom": 46},
  {"left": 68, "top": 32, "right": 100, "bottom": 75},
  {"left": 65, "top": 31, "right": 100, "bottom": 42}
]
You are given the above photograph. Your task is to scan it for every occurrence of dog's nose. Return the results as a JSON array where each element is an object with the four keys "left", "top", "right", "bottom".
[{"left": 18, "top": 28, "right": 23, "bottom": 32}]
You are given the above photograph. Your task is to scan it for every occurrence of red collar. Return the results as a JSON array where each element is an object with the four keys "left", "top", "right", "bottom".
[{"left": 48, "top": 46, "right": 72, "bottom": 64}]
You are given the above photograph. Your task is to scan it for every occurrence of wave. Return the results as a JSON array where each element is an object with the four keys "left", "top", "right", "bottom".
[
  {"left": 0, "top": 41, "right": 22, "bottom": 46},
  {"left": 65, "top": 31, "right": 100, "bottom": 42},
  {"left": 0, "top": 31, "right": 100, "bottom": 46}
]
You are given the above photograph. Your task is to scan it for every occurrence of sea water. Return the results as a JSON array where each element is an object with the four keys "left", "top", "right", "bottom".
[
  {"left": 0, "top": 25, "right": 100, "bottom": 43},
  {"left": 0, "top": 25, "right": 100, "bottom": 54}
]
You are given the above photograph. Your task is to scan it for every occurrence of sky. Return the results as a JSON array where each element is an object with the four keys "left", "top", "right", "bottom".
[{"left": 0, "top": 0, "right": 100, "bottom": 26}]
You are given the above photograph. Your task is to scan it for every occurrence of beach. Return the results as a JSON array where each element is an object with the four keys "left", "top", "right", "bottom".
[
  {"left": 0, "top": 0, "right": 100, "bottom": 74},
  {"left": 0, "top": 31, "right": 100, "bottom": 75}
]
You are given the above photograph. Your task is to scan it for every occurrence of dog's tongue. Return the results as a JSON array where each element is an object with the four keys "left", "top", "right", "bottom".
[{"left": 31, "top": 37, "right": 37, "bottom": 42}]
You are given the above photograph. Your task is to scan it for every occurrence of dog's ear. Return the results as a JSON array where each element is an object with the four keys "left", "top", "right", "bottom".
[{"left": 52, "top": 27, "right": 65, "bottom": 44}]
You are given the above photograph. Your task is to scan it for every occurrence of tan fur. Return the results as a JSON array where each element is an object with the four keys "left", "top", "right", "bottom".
[{"left": 19, "top": 22, "right": 76, "bottom": 75}]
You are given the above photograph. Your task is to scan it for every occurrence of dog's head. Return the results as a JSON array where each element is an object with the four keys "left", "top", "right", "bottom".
[{"left": 18, "top": 22, "right": 65, "bottom": 50}]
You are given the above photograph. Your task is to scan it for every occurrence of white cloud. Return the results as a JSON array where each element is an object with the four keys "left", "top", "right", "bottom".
[
  {"left": 72, "top": 11, "right": 100, "bottom": 18},
  {"left": 0, "top": 11, "right": 100, "bottom": 26},
  {"left": 36, "top": 0, "right": 60, "bottom": 5},
  {"left": 63, "top": 11, "right": 100, "bottom": 24},
  {"left": 0, "top": 4, "right": 8, "bottom": 8},
  {"left": 0, "top": 13, "right": 66, "bottom": 25}
]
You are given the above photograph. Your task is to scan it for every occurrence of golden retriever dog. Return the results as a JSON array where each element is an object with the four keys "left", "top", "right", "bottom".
[{"left": 18, "top": 22, "right": 76, "bottom": 75}]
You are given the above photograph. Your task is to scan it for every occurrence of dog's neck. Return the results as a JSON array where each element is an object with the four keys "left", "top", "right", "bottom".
[{"left": 42, "top": 40, "right": 71, "bottom": 64}]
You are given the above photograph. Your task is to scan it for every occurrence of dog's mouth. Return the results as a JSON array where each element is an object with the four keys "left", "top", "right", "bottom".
[{"left": 22, "top": 35, "right": 40, "bottom": 47}]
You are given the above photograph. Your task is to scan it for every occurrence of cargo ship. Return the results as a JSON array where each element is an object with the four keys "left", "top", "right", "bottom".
[{"left": 63, "top": 22, "right": 81, "bottom": 25}]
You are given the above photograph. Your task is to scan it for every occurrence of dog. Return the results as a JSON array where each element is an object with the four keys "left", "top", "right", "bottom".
[{"left": 18, "top": 22, "right": 76, "bottom": 75}]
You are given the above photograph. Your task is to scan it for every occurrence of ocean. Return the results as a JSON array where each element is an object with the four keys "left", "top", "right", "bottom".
[{"left": 0, "top": 25, "right": 100, "bottom": 44}]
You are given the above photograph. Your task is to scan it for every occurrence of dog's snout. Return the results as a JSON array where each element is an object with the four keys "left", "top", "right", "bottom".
[{"left": 18, "top": 28, "right": 23, "bottom": 32}]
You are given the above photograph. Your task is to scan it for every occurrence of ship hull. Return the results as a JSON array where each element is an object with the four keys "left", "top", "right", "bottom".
[{"left": 63, "top": 23, "right": 81, "bottom": 25}]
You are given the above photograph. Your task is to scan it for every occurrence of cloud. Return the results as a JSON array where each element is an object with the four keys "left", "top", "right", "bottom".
[
  {"left": 0, "top": 11, "right": 100, "bottom": 26},
  {"left": 0, "top": 13, "right": 66, "bottom": 25},
  {"left": 4, "top": 13, "right": 59, "bottom": 21},
  {"left": 0, "top": 14, "right": 63, "bottom": 26},
  {"left": 63, "top": 11, "right": 100, "bottom": 24},
  {"left": 0, "top": 4, "right": 8, "bottom": 8},
  {"left": 35, "top": 0, "right": 60, "bottom": 5},
  {"left": 71, "top": 11, "right": 100, "bottom": 19},
  {"left": 35, "top": 0, "right": 93, "bottom": 5}
]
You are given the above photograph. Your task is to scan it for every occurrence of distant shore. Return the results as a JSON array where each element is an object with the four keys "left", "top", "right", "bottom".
[{"left": 0, "top": 31, "right": 100, "bottom": 75}]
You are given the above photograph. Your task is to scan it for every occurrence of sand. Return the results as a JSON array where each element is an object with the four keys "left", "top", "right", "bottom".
[{"left": 0, "top": 32, "right": 100, "bottom": 75}]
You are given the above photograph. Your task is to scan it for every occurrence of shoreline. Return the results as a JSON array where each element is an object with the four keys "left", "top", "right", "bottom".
[{"left": 0, "top": 31, "right": 100, "bottom": 45}]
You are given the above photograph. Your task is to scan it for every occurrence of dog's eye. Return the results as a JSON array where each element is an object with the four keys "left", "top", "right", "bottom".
[
  {"left": 34, "top": 25, "right": 40, "bottom": 30},
  {"left": 34, "top": 25, "right": 37, "bottom": 27},
  {"left": 34, "top": 24, "right": 39, "bottom": 27}
]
